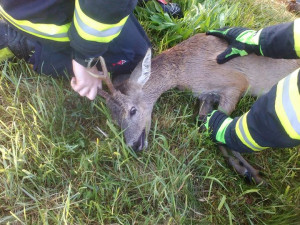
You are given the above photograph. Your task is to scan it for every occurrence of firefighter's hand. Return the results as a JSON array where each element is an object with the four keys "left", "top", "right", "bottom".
[
  {"left": 206, "top": 27, "right": 261, "bottom": 64},
  {"left": 203, "top": 110, "right": 233, "bottom": 144},
  {"left": 71, "top": 60, "right": 103, "bottom": 100}
]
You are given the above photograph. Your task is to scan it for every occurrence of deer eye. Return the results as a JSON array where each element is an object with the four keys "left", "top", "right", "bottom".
[{"left": 130, "top": 107, "right": 137, "bottom": 116}]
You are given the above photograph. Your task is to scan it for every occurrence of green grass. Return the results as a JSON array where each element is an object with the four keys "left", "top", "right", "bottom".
[{"left": 0, "top": 0, "right": 299, "bottom": 224}]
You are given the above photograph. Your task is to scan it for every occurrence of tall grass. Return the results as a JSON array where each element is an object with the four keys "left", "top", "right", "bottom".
[{"left": 0, "top": 0, "right": 299, "bottom": 224}]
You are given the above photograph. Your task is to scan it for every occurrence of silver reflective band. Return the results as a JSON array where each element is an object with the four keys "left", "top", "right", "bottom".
[
  {"left": 280, "top": 73, "right": 300, "bottom": 135},
  {"left": 19, "top": 24, "right": 68, "bottom": 38},
  {"left": 74, "top": 10, "right": 124, "bottom": 38},
  {"left": 238, "top": 114, "right": 263, "bottom": 151},
  {"left": 0, "top": 6, "right": 69, "bottom": 40}
]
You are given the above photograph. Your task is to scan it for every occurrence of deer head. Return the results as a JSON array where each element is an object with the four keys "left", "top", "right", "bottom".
[{"left": 97, "top": 49, "right": 152, "bottom": 151}]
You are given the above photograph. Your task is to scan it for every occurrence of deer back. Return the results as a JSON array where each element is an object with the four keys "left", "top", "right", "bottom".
[{"left": 148, "top": 33, "right": 300, "bottom": 98}]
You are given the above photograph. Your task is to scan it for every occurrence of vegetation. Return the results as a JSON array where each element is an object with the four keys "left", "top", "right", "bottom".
[{"left": 0, "top": 0, "right": 299, "bottom": 224}]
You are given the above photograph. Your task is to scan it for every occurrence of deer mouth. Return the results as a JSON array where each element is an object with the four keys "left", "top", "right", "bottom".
[{"left": 132, "top": 129, "right": 146, "bottom": 151}]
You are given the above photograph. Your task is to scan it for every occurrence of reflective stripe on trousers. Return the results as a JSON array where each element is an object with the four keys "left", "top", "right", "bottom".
[{"left": 275, "top": 68, "right": 300, "bottom": 140}]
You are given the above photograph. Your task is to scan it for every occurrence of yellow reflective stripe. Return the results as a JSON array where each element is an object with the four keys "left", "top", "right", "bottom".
[
  {"left": 215, "top": 117, "right": 233, "bottom": 144},
  {"left": 289, "top": 70, "right": 300, "bottom": 122},
  {"left": 235, "top": 115, "right": 250, "bottom": 149},
  {"left": 0, "top": 47, "right": 13, "bottom": 61},
  {"left": 235, "top": 112, "right": 267, "bottom": 151},
  {"left": 0, "top": 5, "right": 70, "bottom": 42},
  {"left": 294, "top": 19, "right": 300, "bottom": 57},
  {"left": 275, "top": 69, "right": 300, "bottom": 139},
  {"left": 74, "top": 0, "right": 128, "bottom": 42}
]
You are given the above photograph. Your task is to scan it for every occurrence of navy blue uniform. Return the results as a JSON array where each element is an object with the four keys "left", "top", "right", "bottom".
[
  {"left": 207, "top": 19, "right": 300, "bottom": 152},
  {"left": 0, "top": 0, "right": 150, "bottom": 77}
]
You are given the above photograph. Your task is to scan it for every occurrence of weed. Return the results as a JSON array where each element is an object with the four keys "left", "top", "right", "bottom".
[{"left": 0, "top": 0, "right": 299, "bottom": 224}]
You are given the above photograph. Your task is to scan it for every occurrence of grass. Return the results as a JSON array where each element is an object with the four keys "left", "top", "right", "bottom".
[{"left": 0, "top": 0, "right": 299, "bottom": 224}]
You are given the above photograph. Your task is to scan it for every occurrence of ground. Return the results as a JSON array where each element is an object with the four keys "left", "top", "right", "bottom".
[{"left": 0, "top": 0, "right": 299, "bottom": 224}]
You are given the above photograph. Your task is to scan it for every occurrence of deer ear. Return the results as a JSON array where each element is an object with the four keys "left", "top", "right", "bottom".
[{"left": 130, "top": 48, "right": 151, "bottom": 87}]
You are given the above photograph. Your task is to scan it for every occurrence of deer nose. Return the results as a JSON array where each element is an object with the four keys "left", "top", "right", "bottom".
[{"left": 132, "top": 129, "right": 146, "bottom": 151}]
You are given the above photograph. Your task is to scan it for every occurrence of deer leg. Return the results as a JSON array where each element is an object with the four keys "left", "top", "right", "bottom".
[
  {"left": 198, "top": 92, "right": 220, "bottom": 117},
  {"left": 219, "top": 146, "right": 264, "bottom": 184},
  {"left": 197, "top": 93, "right": 242, "bottom": 171},
  {"left": 199, "top": 91, "right": 264, "bottom": 184},
  {"left": 198, "top": 92, "right": 220, "bottom": 131},
  {"left": 217, "top": 93, "right": 265, "bottom": 184},
  {"left": 219, "top": 146, "right": 248, "bottom": 175},
  {"left": 197, "top": 92, "right": 250, "bottom": 176},
  {"left": 231, "top": 151, "right": 264, "bottom": 184}
]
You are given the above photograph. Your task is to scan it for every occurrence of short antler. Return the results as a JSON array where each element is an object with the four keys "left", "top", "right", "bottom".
[
  {"left": 99, "top": 56, "right": 116, "bottom": 94},
  {"left": 88, "top": 56, "right": 117, "bottom": 98}
]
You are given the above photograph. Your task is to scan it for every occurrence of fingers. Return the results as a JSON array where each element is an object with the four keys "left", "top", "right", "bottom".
[
  {"left": 206, "top": 27, "right": 231, "bottom": 40},
  {"left": 216, "top": 46, "right": 248, "bottom": 64},
  {"left": 86, "top": 86, "right": 98, "bottom": 100},
  {"left": 71, "top": 76, "right": 85, "bottom": 92},
  {"left": 71, "top": 77, "right": 86, "bottom": 93},
  {"left": 71, "top": 59, "right": 105, "bottom": 101},
  {"left": 71, "top": 76, "right": 102, "bottom": 101},
  {"left": 71, "top": 77, "right": 89, "bottom": 97},
  {"left": 78, "top": 87, "right": 90, "bottom": 97},
  {"left": 70, "top": 77, "right": 78, "bottom": 91}
]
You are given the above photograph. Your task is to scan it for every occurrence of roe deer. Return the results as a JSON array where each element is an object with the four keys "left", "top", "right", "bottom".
[{"left": 96, "top": 33, "right": 300, "bottom": 183}]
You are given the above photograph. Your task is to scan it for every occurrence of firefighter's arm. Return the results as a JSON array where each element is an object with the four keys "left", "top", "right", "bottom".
[
  {"left": 68, "top": 0, "right": 137, "bottom": 100},
  {"left": 204, "top": 68, "right": 300, "bottom": 153},
  {"left": 69, "top": 0, "right": 137, "bottom": 67},
  {"left": 207, "top": 19, "right": 300, "bottom": 63}
]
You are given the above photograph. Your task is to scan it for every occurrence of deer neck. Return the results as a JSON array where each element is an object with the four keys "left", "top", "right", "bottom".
[{"left": 142, "top": 62, "right": 178, "bottom": 106}]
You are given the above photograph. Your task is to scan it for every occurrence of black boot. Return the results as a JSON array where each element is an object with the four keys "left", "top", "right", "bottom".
[
  {"left": 0, "top": 19, "right": 35, "bottom": 61},
  {"left": 0, "top": 20, "right": 13, "bottom": 61}
]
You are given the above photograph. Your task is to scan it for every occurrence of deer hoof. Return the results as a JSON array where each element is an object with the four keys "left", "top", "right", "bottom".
[
  {"left": 219, "top": 146, "right": 265, "bottom": 185},
  {"left": 235, "top": 157, "right": 265, "bottom": 185}
]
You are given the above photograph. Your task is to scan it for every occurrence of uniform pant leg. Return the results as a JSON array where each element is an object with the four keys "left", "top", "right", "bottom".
[{"left": 224, "top": 69, "right": 300, "bottom": 153}]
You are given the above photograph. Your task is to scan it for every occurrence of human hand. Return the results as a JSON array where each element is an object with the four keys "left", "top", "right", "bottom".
[
  {"left": 204, "top": 110, "right": 232, "bottom": 144},
  {"left": 71, "top": 59, "right": 103, "bottom": 100},
  {"left": 206, "top": 27, "right": 262, "bottom": 64}
]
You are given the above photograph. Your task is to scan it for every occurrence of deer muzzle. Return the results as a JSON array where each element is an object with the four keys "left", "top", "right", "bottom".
[{"left": 132, "top": 129, "right": 147, "bottom": 151}]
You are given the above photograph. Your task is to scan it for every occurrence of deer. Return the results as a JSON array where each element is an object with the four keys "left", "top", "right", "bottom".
[{"left": 95, "top": 33, "right": 300, "bottom": 184}]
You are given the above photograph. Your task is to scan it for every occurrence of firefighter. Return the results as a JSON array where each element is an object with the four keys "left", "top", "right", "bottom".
[
  {"left": 203, "top": 19, "right": 300, "bottom": 153},
  {"left": 0, "top": 0, "right": 181, "bottom": 100}
]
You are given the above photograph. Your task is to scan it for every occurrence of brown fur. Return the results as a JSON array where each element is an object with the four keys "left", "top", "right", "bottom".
[
  {"left": 102, "top": 33, "right": 300, "bottom": 151},
  {"left": 144, "top": 34, "right": 300, "bottom": 114},
  {"left": 99, "top": 33, "right": 300, "bottom": 182}
]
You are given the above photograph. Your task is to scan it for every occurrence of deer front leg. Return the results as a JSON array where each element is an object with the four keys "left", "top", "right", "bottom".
[
  {"left": 219, "top": 146, "right": 264, "bottom": 184},
  {"left": 217, "top": 91, "right": 264, "bottom": 184},
  {"left": 198, "top": 92, "right": 264, "bottom": 184},
  {"left": 219, "top": 146, "right": 247, "bottom": 174},
  {"left": 198, "top": 92, "right": 221, "bottom": 120},
  {"left": 231, "top": 151, "right": 264, "bottom": 184}
]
